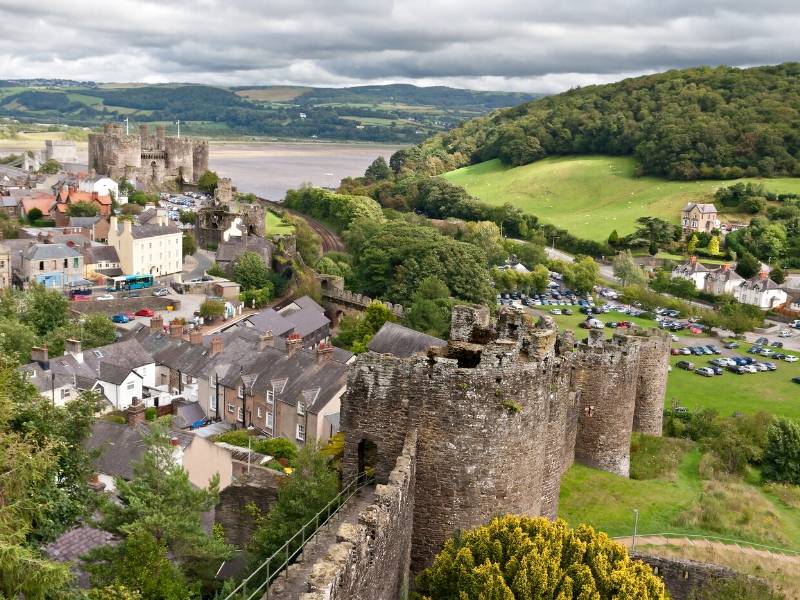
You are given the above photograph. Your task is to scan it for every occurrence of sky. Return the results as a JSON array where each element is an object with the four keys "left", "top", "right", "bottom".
[{"left": 1, "top": 0, "right": 800, "bottom": 93}]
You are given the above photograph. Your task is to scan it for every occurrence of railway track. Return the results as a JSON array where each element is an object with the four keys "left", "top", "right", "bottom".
[{"left": 258, "top": 197, "right": 345, "bottom": 253}]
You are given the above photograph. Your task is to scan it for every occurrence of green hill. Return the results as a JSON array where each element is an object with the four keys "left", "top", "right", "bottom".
[
  {"left": 398, "top": 63, "right": 800, "bottom": 180},
  {"left": 444, "top": 155, "right": 800, "bottom": 241}
]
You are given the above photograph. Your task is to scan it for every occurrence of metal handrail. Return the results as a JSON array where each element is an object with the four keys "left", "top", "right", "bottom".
[
  {"left": 223, "top": 474, "right": 373, "bottom": 600},
  {"left": 613, "top": 532, "right": 800, "bottom": 556}
]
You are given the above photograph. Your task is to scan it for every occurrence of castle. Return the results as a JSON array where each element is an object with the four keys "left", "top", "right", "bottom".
[
  {"left": 340, "top": 305, "right": 670, "bottom": 576},
  {"left": 88, "top": 123, "right": 209, "bottom": 190},
  {"left": 195, "top": 177, "right": 266, "bottom": 249}
]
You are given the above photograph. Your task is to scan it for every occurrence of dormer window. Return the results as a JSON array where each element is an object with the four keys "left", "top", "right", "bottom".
[
  {"left": 297, "top": 401, "right": 305, "bottom": 416},
  {"left": 238, "top": 384, "right": 245, "bottom": 399}
]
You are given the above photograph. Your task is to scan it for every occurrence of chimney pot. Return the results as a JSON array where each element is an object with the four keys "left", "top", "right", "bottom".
[
  {"left": 286, "top": 333, "right": 302, "bottom": 357},
  {"left": 315, "top": 343, "right": 334, "bottom": 365},
  {"left": 150, "top": 315, "right": 164, "bottom": 332},
  {"left": 170, "top": 437, "right": 179, "bottom": 447},
  {"left": 126, "top": 397, "right": 146, "bottom": 427},
  {"left": 190, "top": 330, "right": 203, "bottom": 345},
  {"left": 690, "top": 255, "right": 697, "bottom": 264}
]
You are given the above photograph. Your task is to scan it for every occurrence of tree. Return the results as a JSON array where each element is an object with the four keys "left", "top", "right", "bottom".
[
  {"left": 707, "top": 235, "right": 721, "bottom": 256},
  {"left": 26, "top": 207, "right": 44, "bottom": 223},
  {"left": 687, "top": 233, "right": 699, "bottom": 255},
  {"left": 181, "top": 232, "right": 197, "bottom": 257},
  {"left": 415, "top": 515, "right": 666, "bottom": 600},
  {"left": 178, "top": 210, "right": 196, "bottom": 224},
  {"left": 44, "top": 313, "right": 117, "bottom": 357},
  {"left": 67, "top": 201, "right": 99, "bottom": 217},
  {"left": 240, "top": 285, "right": 274, "bottom": 309},
  {"left": 232, "top": 251, "right": 271, "bottom": 291},
  {"left": 0, "top": 317, "right": 37, "bottom": 361},
  {"left": 762, "top": 418, "right": 800, "bottom": 485},
  {"left": 22, "top": 284, "right": 70, "bottom": 336},
  {"left": 735, "top": 252, "right": 760, "bottom": 279},
  {"left": 769, "top": 267, "right": 785, "bottom": 284},
  {"left": 741, "top": 195, "right": 767, "bottom": 214},
  {"left": 403, "top": 276, "right": 452, "bottom": 339},
  {"left": 120, "top": 203, "right": 142, "bottom": 216},
  {"left": 199, "top": 299, "right": 225, "bottom": 321},
  {"left": 37, "top": 158, "right": 61, "bottom": 174},
  {"left": 205, "top": 262, "right": 226, "bottom": 278},
  {"left": 564, "top": 256, "right": 599, "bottom": 293},
  {"left": 364, "top": 156, "right": 392, "bottom": 181},
  {"left": 612, "top": 250, "right": 647, "bottom": 286},
  {"left": 85, "top": 423, "right": 230, "bottom": 594},
  {"left": 463, "top": 221, "right": 505, "bottom": 265},
  {"left": 196, "top": 170, "right": 219, "bottom": 195},
  {"left": 334, "top": 300, "right": 397, "bottom": 353}
]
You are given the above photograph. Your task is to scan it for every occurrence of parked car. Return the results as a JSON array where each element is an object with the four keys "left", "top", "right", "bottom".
[
  {"left": 135, "top": 308, "right": 156, "bottom": 317},
  {"left": 563, "top": 308, "right": 573, "bottom": 315},
  {"left": 123, "top": 311, "right": 136, "bottom": 320},
  {"left": 709, "top": 366, "right": 724, "bottom": 375},
  {"left": 72, "top": 294, "right": 92, "bottom": 302},
  {"left": 756, "top": 337, "right": 769, "bottom": 345},
  {"left": 780, "top": 330, "right": 793, "bottom": 338},
  {"left": 550, "top": 309, "right": 562, "bottom": 315},
  {"left": 670, "top": 334, "right": 679, "bottom": 342},
  {"left": 723, "top": 342, "right": 739, "bottom": 349},
  {"left": 762, "top": 362, "right": 777, "bottom": 371},
  {"left": 96, "top": 294, "right": 114, "bottom": 301},
  {"left": 111, "top": 314, "right": 130, "bottom": 324},
  {"left": 785, "top": 355, "right": 799, "bottom": 363},
  {"left": 792, "top": 376, "right": 800, "bottom": 384},
  {"left": 152, "top": 288, "right": 170, "bottom": 297},
  {"left": 727, "top": 365, "right": 747, "bottom": 374},
  {"left": 677, "top": 361, "right": 694, "bottom": 371},
  {"left": 771, "top": 341, "right": 784, "bottom": 348},
  {"left": 695, "top": 367, "right": 714, "bottom": 377}
]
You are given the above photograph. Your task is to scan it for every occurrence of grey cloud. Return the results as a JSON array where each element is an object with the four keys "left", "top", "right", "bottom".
[{"left": 0, "top": 0, "right": 799, "bottom": 92}]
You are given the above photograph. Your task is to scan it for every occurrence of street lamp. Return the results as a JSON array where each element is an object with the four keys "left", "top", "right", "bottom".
[{"left": 631, "top": 508, "right": 640, "bottom": 552}]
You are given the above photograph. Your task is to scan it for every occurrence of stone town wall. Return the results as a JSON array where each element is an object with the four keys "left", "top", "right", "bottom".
[
  {"left": 69, "top": 296, "right": 179, "bottom": 317},
  {"left": 633, "top": 331, "right": 671, "bottom": 435},
  {"left": 298, "top": 431, "right": 417, "bottom": 600},
  {"left": 216, "top": 466, "right": 280, "bottom": 548},
  {"left": 632, "top": 553, "right": 755, "bottom": 600}
]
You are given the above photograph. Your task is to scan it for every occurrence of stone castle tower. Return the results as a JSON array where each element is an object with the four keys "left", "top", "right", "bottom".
[
  {"left": 88, "top": 123, "right": 209, "bottom": 190},
  {"left": 341, "top": 305, "right": 670, "bottom": 571}
]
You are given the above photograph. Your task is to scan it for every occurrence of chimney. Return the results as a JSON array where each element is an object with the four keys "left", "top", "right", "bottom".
[
  {"left": 723, "top": 263, "right": 730, "bottom": 272},
  {"left": 760, "top": 270, "right": 768, "bottom": 280},
  {"left": 211, "top": 337, "right": 224, "bottom": 357},
  {"left": 109, "top": 215, "right": 118, "bottom": 235},
  {"left": 286, "top": 333, "right": 302, "bottom": 357},
  {"left": 123, "top": 219, "right": 132, "bottom": 236},
  {"left": 190, "top": 330, "right": 203, "bottom": 345},
  {"left": 65, "top": 338, "right": 82, "bottom": 357},
  {"left": 169, "top": 321, "right": 183, "bottom": 338},
  {"left": 315, "top": 343, "right": 334, "bottom": 365},
  {"left": 150, "top": 315, "right": 164, "bottom": 332},
  {"left": 30, "top": 345, "right": 49, "bottom": 369},
  {"left": 258, "top": 330, "right": 274, "bottom": 351},
  {"left": 126, "top": 397, "right": 146, "bottom": 427}
]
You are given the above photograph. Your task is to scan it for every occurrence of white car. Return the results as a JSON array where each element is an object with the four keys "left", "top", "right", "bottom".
[
  {"left": 550, "top": 309, "right": 562, "bottom": 315},
  {"left": 785, "top": 355, "right": 799, "bottom": 363},
  {"left": 780, "top": 330, "right": 793, "bottom": 338},
  {"left": 96, "top": 294, "right": 114, "bottom": 301},
  {"left": 670, "top": 334, "right": 679, "bottom": 342},
  {"left": 754, "top": 363, "right": 769, "bottom": 372}
]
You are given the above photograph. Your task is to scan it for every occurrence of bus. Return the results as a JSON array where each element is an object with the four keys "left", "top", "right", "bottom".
[{"left": 106, "top": 274, "right": 155, "bottom": 292}]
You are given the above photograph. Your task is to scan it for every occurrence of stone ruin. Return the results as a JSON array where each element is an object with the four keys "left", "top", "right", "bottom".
[
  {"left": 195, "top": 177, "right": 266, "bottom": 249},
  {"left": 88, "top": 122, "right": 209, "bottom": 190}
]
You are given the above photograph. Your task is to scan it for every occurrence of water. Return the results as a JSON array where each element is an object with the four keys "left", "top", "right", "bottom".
[
  {"left": 1, "top": 141, "right": 405, "bottom": 201},
  {"left": 208, "top": 142, "right": 405, "bottom": 200}
]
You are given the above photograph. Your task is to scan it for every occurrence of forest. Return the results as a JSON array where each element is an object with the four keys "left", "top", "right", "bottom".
[{"left": 395, "top": 63, "right": 800, "bottom": 180}]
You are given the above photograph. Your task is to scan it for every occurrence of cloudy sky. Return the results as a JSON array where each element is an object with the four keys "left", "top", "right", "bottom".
[{"left": 1, "top": 0, "right": 799, "bottom": 93}]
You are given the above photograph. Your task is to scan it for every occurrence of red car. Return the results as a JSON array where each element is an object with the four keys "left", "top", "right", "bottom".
[
  {"left": 123, "top": 311, "right": 137, "bottom": 320},
  {"left": 135, "top": 308, "right": 156, "bottom": 317}
]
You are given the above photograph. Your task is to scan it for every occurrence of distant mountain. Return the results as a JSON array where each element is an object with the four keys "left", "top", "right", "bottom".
[
  {"left": 0, "top": 80, "right": 541, "bottom": 143},
  {"left": 394, "top": 63, "right": 800, "bottom": 180}
]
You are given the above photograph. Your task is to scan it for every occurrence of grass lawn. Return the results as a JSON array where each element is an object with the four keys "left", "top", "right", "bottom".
[
  {"left": 444, "top": 156, "right": 800, "bottom": 241},
  {"left": 559, "top": 436, "right": 800, "bottom": 552},
  {"left": 264, "top": 210, "right": 295, "bottom": 235}
]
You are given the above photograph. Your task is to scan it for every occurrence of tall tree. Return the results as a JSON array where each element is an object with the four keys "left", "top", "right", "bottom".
[
  {"left": 232, "top": 250, "right": 271, "bottom": 291},
  {"left": 196, "top": 170, "right": 219, "bottom": 195}
]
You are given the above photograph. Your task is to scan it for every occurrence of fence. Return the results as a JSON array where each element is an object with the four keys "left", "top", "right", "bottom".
[
  {"left": 222, "top": 474, "right": 372, "bottom": 600},
  {"left": 614, "top": 532, "right": 800, "bottom": 557}
]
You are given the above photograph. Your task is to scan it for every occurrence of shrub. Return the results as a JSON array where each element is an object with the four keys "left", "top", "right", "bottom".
[
  {"left": 253, "top": 437, "right": 297, "bottom": 462},
  {"left": 144, "top": 407, "right": 156, "bottom": 421}
]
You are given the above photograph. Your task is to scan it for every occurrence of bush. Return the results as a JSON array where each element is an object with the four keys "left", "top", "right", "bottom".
[
  {"left": 213, "top": 430, "right": 253, "bottom": 447},
  {"left": 762, "top": 418, "right": 800, "bottom": 485},
  {"left": 144, "top": 407, "right": 156, "bottom": 422},
  {"left": 253, "top": 437, "right": 297, "bottom": 462},
  {"left": 198, "top": 299, "right": 225, "bottom": 321}
]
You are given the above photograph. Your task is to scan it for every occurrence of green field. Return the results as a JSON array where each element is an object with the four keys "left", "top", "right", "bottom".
[
  {"left": 264, "top": 211, "right": 295, "bottom": 235},
  {"left": 444, "top": 156, "right": 800, "bottom": 241}
]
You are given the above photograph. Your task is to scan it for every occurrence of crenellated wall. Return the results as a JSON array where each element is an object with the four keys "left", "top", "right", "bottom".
[{"left": 341, "top": 305, "right": 672, "bottom": 573}]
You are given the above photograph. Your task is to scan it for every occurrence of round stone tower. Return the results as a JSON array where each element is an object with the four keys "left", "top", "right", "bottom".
[{"left": 633, "top": 329, "right": 671, "bottom": 435}]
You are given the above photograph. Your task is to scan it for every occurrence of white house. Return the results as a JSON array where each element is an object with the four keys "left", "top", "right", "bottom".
[
  {"left": 703, "top": 264, "right": 744, "bottom": 296},
  {"left": 80, "top": 338, "right": 157, "bottom": 411},
  {"left": 107, "top": 215, "right": 183, "bottom": 277},
  {"left": 671, "top": 256, "right": 710, "bottom": 291},
  {"left": 79, "top": 176, "right": 120, "bottom": 202},
  {"left": 735, "top": 273, "right": 788, "bottom": 309}
]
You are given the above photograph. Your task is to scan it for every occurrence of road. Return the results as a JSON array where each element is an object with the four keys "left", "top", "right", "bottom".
[
  {"left": 184, "top": 248, "right": 215, "bottom": 280},
  {"left": 544, "top": 246, "right": 616, "bottom": 281},
  {"left": 259, "top": 197, "right": 345, "bottom": 253}
]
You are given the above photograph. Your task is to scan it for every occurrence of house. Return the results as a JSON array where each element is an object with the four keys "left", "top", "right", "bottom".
[
  {"left": 0, "top": 242, "right": 9, "bottom": 289},
  {"left": 671, "top": 256, "right": 710, "bottom": 291},
  {"left": 0, "top": 194, "right": 19, "bottom": 217},
  {"left": 19, "top": 345, "right": 85, "bottom": 405},
  {"left": 19, "top": 242, "right": 84, "bottom": 289},
  {"left": 367, "top": 322, "right": 447, "bottom": 357},
  {"left": 20, "top": 194, "right": 55, "bottom": 220},
  {"left": 215, "top": 237, "right": 274, "bottom": 271},
  {"left": 86, "top": 398, "right": 234, "bottom": 493},
  {"left": 81, "top": 242, "right": 122, "bottom": 279},
  {"left": 703, "top": 264, "right": 744, "bottom": 296},
  {"left": 681, "top": 203, "right": 720, "bottom": 233},
  {"left": 69, "top": 215, "right": 110, "bottom": 242},
  {"left": 54, "top": 185, "right": 113, "bottom": 220},
  {"left": 234, "top": 296, "right": 330, "bottom": 349},
  {"left": 79, "top": 338, "right": 157, "bottom": 411},
  {"left": 78, "top": 175, "right": 119, "bottom": 202},
  {"left": 734, "top": 272, "right": 788, "bottom": 309},
  {"left": 107, "top": 215, "right": 183, "bottom": 277}
]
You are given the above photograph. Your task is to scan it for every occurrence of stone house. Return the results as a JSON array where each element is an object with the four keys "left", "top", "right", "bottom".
[
  {"left": 671, "top": 256, "right": 711, "bottom": 291},
  {"left": 107, "top": 215, "right": 183, "bottom": 277},
  {"left": 19, "top": 242, "right": 84, "bottom": 289},
  {"left": 735, "top": 272, "right": 788, "bottom": 309},
  {"left": 703, "top": 264, "right": 744, "bottom": 296},
  {"left": 681, "top": 203, "right": 720, "bottom": 233}
]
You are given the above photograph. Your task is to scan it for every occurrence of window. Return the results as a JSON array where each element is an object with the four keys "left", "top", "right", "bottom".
[
  {"left": 266, "top": 412, "right": 273, "bottom": 429},
  {"left": 227, "top": 403, "right": 234, "bottom": 413},
  {"left": 238, "top": 384, "right": 245, "bottom": 399},
  {"left": 257, "top": 406, "right": 263, "bottom": 418},
  {"left": 266, "top": 390, "right": 274, "bottom": 404},
  {"left": 296, "top": 424, "right": 305, "bottom": 442},
  {"left": 237, "top": 407, "right": 244, "bottom": 422},
  {"left": 297, "top": 401, "right": 305, "bottom": 416},
  {"left": 61, "top": 388, "right": 70, "bottom": 400},
  {"left": 127, "top": 381, "right": 135, "bottom": 391},
  {"left": 39, "top": 261, "right": 44, "bottom": 271},
  {"left": 63, "top": 258, "right": 68, "bottom": 268}
]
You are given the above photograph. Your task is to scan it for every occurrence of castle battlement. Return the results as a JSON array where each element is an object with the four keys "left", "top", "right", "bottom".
[{"left": 341, "top": 304, "right": 671, "bottom": 571}]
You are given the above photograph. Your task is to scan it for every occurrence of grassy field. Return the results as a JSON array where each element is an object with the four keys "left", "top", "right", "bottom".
[
  {"left": 235, "top": 87, "right": 309, "bottom": 102},
  {"left": 559, "top": 435, "right": 800, "bottom": 552},
  {"left": 264, "top": 211, "right": 295, "bottom": 236},
  {"left": 444, "top": 156, "right": 800, "bottom": 241}
]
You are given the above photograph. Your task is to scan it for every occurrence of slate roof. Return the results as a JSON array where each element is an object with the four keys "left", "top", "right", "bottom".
[
  {"left": 245, "top": 309, "right": 294, "bottom": 337},
  {"left": 682, "top": 202, "right": 718, "bottom": 214},
  {"left": 672, "top": 260, "right": 710, "bottom": 276},
  {"left": 740, "top": 274, "right": 784, "bottom": 291},
  {"left": 83, "top": 244, "right": 119, "bottom": 264},
  {"left": 22, "top": 242, "right": 81, "bottom": 260},
  {"left": 173, "top": 400, "right": 207, "bottom": 429},
  {"left": 367, "top": 322, "right": 447, "bottom": 357},
  {"left": 46, "top": 525, "right": 118, "bottom": 564},
  {"left": 69, "top": 216, "right": 101, "bottom": 228},
  {"left": 87, "top": 420, "right": 149, "bottom": 480},
  {"left": 82, "top": 338, "right": 153, "bottom": 385}
]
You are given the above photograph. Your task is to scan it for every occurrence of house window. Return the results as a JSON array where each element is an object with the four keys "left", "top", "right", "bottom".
[
  {"left": 227, "top": 403, "right": 234, "bottom": 413},
  {"left": 266, "top": 390, "right": 274, "bottom": 404},
  {"left": 39, "top": 261, "right": 44, "bottom": 271},
  {"left": 266, "top": 412, "right": 273, "bottom": 429},
  {"left": 127, "top": 381, "right": 135, "bottom": 391},
  {"left": 257, "top": 406, "right": 263, "bottom": 418},
  {"left": 296, "top": 424, "right": 305, "bottom": 442},
  {"left": 63, "top": 258, "right": 68, "bottom": 268},
  {"left": 237, "top": 407, "right": 244, "bottom": 422},
  {"left": 297, "top": 401, "right": 305, "bottom": 416},
  {"left": 73, "top": 257, "right": 79, "bottom": 268},
  {"left": 238, "top": 384, "right": 245, "bottom": 399},
  {"left": 61, "top": 388, "right": 70, "bottom": 399}
]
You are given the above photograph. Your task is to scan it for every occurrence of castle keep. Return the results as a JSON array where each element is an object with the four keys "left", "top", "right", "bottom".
[
  {"left": 88, "top": 123, "right": 209, "bottom": 190},
  {"left": 340, "top": 305, "right": 670, "bottom": 574}
]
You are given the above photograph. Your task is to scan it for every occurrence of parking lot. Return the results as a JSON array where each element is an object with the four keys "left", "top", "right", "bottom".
[{"left": 156, "top": 191, "right": 211, "bottom": 223}]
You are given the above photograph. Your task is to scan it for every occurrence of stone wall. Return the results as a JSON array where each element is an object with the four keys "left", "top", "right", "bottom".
[
  {"left": 632, "top": 552, "right": 753, "bottom": 600},
  {"left": 298, "top": 431, "right": 417, "bottom": 600},
  {"left": 69, "top": 296, "right": 180, "bottom": 317},
  {"left": 216, "top": 465, "right": 281, "bottom": 548},
  {"left": 633, "top": 331, "right": 671, "bottom": 435}
]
